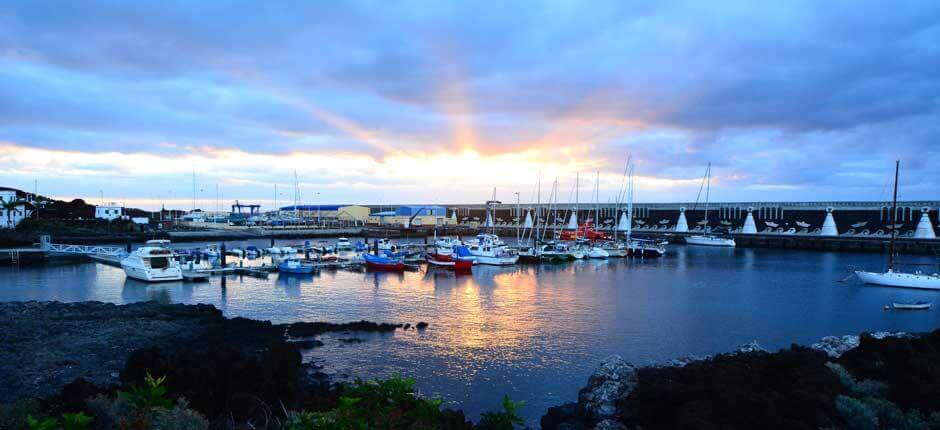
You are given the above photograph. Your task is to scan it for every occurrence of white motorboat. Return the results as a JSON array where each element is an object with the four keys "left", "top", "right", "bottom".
[
  {"left": 464, "top": 233, "right": 519, "bottom": 265},
  {"left": 628, "top": 239, "right": 667, "bottom": 257},
  {"left": 601, "top": 242, "right": 629, "bottom": 257},
  {"left": 226, "top": 248, "right": 244, "bottom": 257},
  {"left": 685, "top": 235, "right": 736, "bottom": 247},
  {"left": 583, "top": 245, "right": 609, "bottom": 259},
  {"left": 121, "top": 240, "right": 183, "bottom": 282},
  {"left": 265, "top": 246, "right": 283, "bottom": 254},
  {"left": 335, "top": 237, "right": 353, "bottom": 251},
  {"left": 856, "top": 270, "right": 940, "bottom": 290},
  {"left": 279, "top": 246, "right": 297, "bottom": 255}
]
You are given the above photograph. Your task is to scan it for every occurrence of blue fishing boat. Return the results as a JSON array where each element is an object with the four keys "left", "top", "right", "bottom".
[
  {"left": 362, "top": 253, "right": 405, "bottom": 271},
  {"left": 278, "top": 257, "right": 315, "bottom": 274}
]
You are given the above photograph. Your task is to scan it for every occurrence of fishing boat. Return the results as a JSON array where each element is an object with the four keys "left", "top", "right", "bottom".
[
  {"left": 245, "top": 246, "right": 261, "bottom": 256},
  {"left": 121, "top": 240, "right": 183, "bottom": 282},
  {"left": 203, "top": 245, "right": 220, "bottom": 258},
  {"left": 686, "top": 163, "right": 736, "bottom": 248},
  {"left": 427, "top": 237, "right": 462, "bottom": 262},
  {"left": 278, "top": 257, "right": 316, "bottom": 274},
  {"left": 377, "top": 238, "right": 394, "bottom": 252},
  {"left": 889, "top": 301, "right": 932, "bottom": 310},
  {"left": 464, "top": 233, "right": 519, "bottom": 265},
  {"left": 427, "top": 245, "right": 475, "bottom": 271},
  {"left": 226, "top": 248, "right": 244, "bottom": 257},
  {"left": 363, "top": 252, "right": 406, "bottom": 271},
  {"left": 856, "top": 161, "right": 940, "bottom": 290}
]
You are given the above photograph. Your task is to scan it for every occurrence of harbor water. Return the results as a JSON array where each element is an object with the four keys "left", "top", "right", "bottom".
[{"left": 2, "top": 240, "right": 939, "bottom": 425}]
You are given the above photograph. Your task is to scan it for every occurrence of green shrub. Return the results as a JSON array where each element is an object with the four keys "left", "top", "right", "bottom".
[
  {"left": 477, "top": 395, "right": 525, "bottom": 430},
  {"left": 117, "top": 373, "right": 173, "bottom": 410},
  {"left": 835, "top": 395, "right": 878, "bottom": 430}
]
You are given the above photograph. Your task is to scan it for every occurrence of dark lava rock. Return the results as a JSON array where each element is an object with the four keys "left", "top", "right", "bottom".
[
  {"left": 0, "top": 301, "right": 406, "bottom": 404},
  {"left": 404, "top": 323, "right": 412, "bottom": 330},
  {"left": 620, "top": 346, "right": 843, "bottom": 429},
  {"left": 541, "top": 402, "right": 589, "bottom": 430},
  {"left": 838, "top": 330, "right": 940, "bottom": 413},
  {"left": 120, "top": 341, "right": 308, "bottom": 422},
  {"left": 416, "top": 321, "right": 429, "bottom": 330},
  {"left": 286, "top": 320, "right": 402, "bottom": 337},
  {"left": 41, "top": 378, "right": 110, "bottom": 416},
  {"left": 338, "top": 338, "right": 365, "bottom": 344}
]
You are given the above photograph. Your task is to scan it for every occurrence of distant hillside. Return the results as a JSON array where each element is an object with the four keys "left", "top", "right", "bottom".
[{"left": 1, "top": 186, "right": 178, "bottom": 220}]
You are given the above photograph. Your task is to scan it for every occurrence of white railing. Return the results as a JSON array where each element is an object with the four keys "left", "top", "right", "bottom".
[{"left": 46, "top": 243, "right": 126, "bottom": 256}]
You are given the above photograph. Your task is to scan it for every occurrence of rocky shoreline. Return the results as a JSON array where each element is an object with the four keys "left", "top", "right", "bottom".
[
  {"left": 0, "top": 301, "right": 419, "bottom": 404},
  {"left": 542, "top": 331, "right": 940, "bottom": 429},
  {"left": 5, "top": 301, "right": 940, "bottom": 429}
]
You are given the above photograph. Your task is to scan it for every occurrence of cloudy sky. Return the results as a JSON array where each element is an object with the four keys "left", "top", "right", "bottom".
[{"left": 1, "top": 1, "right": 938, "bottom": 210}]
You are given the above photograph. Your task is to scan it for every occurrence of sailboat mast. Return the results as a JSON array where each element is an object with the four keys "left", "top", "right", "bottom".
[
  {"left": 594, "top": 170, "right": 600, "bottom": 234},
  {"left": 626, "top": 165, "right": 634, "bottom": 241},
  {"left": 889, "top": 160, "right": 899, "bottom": 270},
  {"left": 704, "top": 163, "right": 711, "bottom": 233}
]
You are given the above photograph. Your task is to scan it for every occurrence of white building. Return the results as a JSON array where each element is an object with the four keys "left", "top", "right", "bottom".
[
  {"left": 95, "top": 202, "right": 124, "bottom": 221},
  {"left": 0, "top": 189, "right": 34, "bottom": 229}
]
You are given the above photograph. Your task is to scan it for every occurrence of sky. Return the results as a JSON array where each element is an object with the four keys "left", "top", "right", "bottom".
[{"left": 1, "top": 1, "right": 938, "bottom": 210}]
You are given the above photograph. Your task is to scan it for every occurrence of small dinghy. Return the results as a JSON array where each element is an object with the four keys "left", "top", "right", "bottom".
[{"left": 889, "top": 301, "right": 932, "bottom": 310}]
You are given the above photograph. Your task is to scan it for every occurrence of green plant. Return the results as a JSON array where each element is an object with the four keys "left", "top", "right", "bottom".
[
  {"left": 118, "top": 373, "right": 173, "bottom": 410},
  {"left": 60, "top": 412, "right": 92, "bottom": 430},
  {"left": 26, "top": 415, "right": 58, "bottom": 430},
  {"left": 477, "top": 395, "right": 525, "bottom": 430}
]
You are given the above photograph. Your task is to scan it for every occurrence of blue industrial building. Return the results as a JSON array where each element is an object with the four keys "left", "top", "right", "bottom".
[{"left": 394, "top": 205, "right": 446, "bottom": 216}]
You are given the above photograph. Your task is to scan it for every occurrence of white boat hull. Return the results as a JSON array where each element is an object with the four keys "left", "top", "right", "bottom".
[
  {"left": 856, "top": 270, "right": 940, "bottom": 290},
  {"left": 121, "top": 262, "right": 182, "bottom": 282},
  {"left": 472, "top": 255, "right": 519, "bottom": 265},
  {"left": 685, "top": 235, "right": 736, "bottom": 247}
]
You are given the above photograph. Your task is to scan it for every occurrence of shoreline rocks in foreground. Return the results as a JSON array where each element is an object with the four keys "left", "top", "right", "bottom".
[
  {"left": 0, "top": 301, "right": 418, "bottom": 404},
  {"left": 543, "top": 331, "right": 940, "bottom": 429}
]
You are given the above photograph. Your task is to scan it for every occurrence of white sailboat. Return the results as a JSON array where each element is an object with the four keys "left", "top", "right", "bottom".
[
  {"left": 686, "top": 163, "right": 736, "bottom": 247},
  {"left": 856, "top": 161, "right": 940, "bottom": 290}
]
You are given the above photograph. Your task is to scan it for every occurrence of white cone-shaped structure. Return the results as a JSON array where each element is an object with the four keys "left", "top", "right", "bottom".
[
  {"left": 617, "top": 211, "right": 630, "bottom": 231},
  {"left": 820, "top": 207, "right": 838, "bottom": 236},
  {"left": 567, "top": 211, "right": 578, "bottom": 229},
  {"left": 523, "top": 211, "right": 533, "bottom": 228},
  {"left": 915, "top": 207, "right": 936, "bottom": 239},
  {"left": 742, "top": 207, "right": 757, "bottom": 234},
  {"left": 675, "top": 207, "right": 689, "bottom": 232},
  {"left": 450, "top": 210, "right": 457, "bottom": 223},
  {"left": 484, "top": 210, "right": 493, "bottom": 227}
]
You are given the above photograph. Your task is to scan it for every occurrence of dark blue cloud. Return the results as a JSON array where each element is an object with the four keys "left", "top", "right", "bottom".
[{"left": 0, "top": 0, "right": 938, "bottom": 201}]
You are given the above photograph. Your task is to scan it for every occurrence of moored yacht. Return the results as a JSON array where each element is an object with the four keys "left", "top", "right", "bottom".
[
  {"left": 685, "top": 235, "right": 736, "bottom": 247},
  {"left": 855, "top": 161, "right": 940, "bottom": 290},
  {"left": 464, "top": 233, "right": 519, "bottom": 265},
  {"left": 121, "top": 240, "right": 183, "bottom": 282}
]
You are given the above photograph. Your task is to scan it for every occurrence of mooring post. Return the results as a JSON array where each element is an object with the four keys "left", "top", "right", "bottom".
[{"left": 220, "top": 243, "right": 227, "bottom": 267}]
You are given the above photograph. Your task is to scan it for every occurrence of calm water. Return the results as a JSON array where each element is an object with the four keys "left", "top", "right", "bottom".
[{"left": 2, "top": 240, "right": 940, "bottom": 425}]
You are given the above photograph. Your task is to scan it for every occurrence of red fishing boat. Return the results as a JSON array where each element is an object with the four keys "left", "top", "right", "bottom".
[{"left": 426, "top": 244, "right": 475, "bottom": 272}]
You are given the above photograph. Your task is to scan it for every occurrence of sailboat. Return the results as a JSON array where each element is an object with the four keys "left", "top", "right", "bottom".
[
  {"left": 685, "top": 163, "right": 736, "bottom": 247},
  {"left": 856, "top": 161, "right": 940, "bottom": 289}
]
